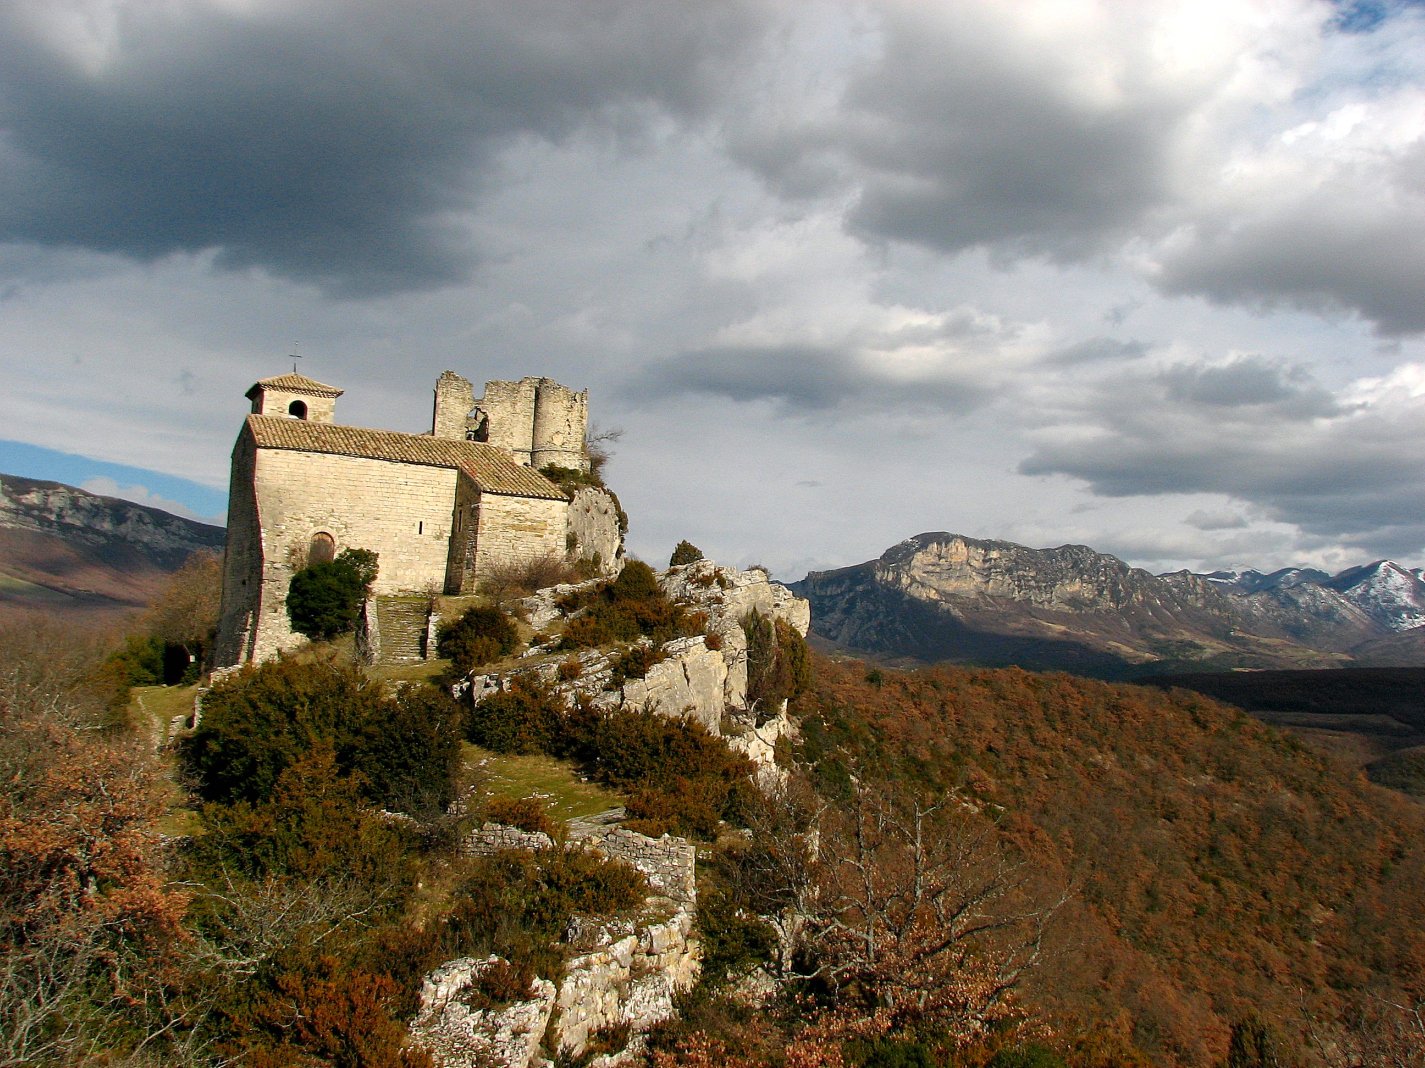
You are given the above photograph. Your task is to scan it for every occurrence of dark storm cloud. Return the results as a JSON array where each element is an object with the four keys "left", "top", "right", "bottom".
[
  {"left": 1159, "top": 357, "right": 1341, "bottom": 416},
  {"left": 1154, "top": 184, "right": 1425, "bottom": 335},
  {"left": 1184, "top": 508, "right": 1249, "bottom": 531},
  {"left": 0, "top": 1, "right": 767, "bottom": 294},
  {"left": 732, "top": 4, "right": 1183, "bottom": 261},
  {"left": 720, "top": 4, "right": 1425, "bottom": 339},
  {"left": 1019, "top": 357, "right": 1425, "bottom": 554},
  {"left": 634, "top": 343, "right": 991, "bottom": 415}
]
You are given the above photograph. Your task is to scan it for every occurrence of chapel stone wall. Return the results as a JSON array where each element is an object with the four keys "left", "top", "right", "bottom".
[
  {"left": 239, "top": 451, "right": 460, "bottom": 663},
  {"left": 472, "top": 492, "right": 567, "bottom": 575}
]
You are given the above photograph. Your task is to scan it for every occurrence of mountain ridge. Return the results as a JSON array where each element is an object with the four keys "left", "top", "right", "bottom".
[
  {"left": 0, "top": 472, "right": 224, "bottom": 618},
  {"left": 791, "top": 531, "right": 1425, "bottom": 677}
]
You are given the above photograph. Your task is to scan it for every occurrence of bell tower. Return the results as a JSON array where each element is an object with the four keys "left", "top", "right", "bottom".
[{"left": 245, "top": 373, "right": 344, "bottom": 423}]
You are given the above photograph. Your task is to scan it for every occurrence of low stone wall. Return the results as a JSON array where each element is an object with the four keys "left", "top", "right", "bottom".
[
  {"left": 582, "top": 827, "right": 697, "bottom": 905},
  {"left": 462, "top": 822, "right": 555, "bottom": 856}
]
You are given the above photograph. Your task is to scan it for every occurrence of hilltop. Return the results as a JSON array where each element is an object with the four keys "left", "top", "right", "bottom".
[{"left": 0, "top": 473, "right": 223, "bottom": 620}]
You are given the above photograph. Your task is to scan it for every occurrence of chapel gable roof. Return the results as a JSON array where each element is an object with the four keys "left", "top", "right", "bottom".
[
  {"left": 245, "top": 373, "right": 345, "bottom": 399},
  {"left": 244, "top": 415, "right": 567, "bottom": 500}
]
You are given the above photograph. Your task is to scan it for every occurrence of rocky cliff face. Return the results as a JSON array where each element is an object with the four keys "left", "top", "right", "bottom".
[
  {"left": 0, "top": 473, "right": 224, "bottom": 615},
  {"left": 792, "top": 532, "right": 1422, "bottom": 677}
]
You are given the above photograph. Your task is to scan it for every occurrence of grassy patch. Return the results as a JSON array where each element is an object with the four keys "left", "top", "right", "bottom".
[
  {"left": 462, "top": 742, "right": 623, "bottom": 823},
  {"left": 0, "top": 571, "right": 74, "bottom": 603},
  {"left": 368, "top": 658, "right": 448, "bottom": 685},
  {"left": 129, "top": 683, "right": 200, "bottom": 745}
]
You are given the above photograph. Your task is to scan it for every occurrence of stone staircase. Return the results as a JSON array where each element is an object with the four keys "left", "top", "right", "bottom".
[{"left": 372, "top": 596, "right": 430, "bottom": 664}]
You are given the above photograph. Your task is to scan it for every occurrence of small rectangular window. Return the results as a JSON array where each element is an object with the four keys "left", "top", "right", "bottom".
[{"left": 419, "top": 520, "right": 424, "bottom": 535}]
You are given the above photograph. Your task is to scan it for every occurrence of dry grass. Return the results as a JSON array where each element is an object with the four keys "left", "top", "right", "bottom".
[{"left": 461, "top": 743, "right": 623, "bottom": 823}]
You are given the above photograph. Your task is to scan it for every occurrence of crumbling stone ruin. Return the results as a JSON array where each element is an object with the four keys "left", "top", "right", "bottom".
[{"left": 213, "top": 371, "right": 622, "bottom": 667}]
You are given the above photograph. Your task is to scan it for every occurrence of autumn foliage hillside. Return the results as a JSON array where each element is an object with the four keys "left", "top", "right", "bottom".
[{"left": 797, "top": 656, "right": 1425, "bottom": 1066}]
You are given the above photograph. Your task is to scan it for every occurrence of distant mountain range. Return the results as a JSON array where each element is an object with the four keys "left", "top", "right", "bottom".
[
  {"left": 0, "top": 473, "right": 224, "bottom": 619},
  {"left": 791, "top": 532, "right": 1425, "bottom": 678}
]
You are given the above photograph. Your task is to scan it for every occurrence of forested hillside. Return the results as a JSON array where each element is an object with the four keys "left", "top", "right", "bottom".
[{"left": 787, "top": 658, "right": 1425, "bottom": 1065}]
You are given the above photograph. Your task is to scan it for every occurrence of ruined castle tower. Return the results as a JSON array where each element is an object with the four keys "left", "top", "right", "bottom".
[{"left": 431, "top": 372, "right": 589, "bottom": 473}]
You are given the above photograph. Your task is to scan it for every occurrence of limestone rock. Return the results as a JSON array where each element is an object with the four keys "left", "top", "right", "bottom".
[
  {"left": 661, "top": 559, "right": 811, "bottom": 637},
  {"left": 411, "top": 956, "right": 556, "bottom": 1068},
  {"left": 567, "top": 486, "right": 624, "bottom": 577},
  {"left": 619, "top": 636, "right": 727, "bottom": 731}
]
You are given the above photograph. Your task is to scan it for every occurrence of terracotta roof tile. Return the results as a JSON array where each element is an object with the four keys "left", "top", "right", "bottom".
[
  {"left": 245, "top": 373, "right": 345, "bottom": 399},
  {"left": 245, "top": 415, "right": 567, "bottom": 500}
]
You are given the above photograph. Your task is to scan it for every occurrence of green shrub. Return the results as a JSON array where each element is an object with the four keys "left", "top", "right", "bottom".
[
  {"left": 287, "top": 548, "right": 378, "bottom": 640},
  {"left": 693, "top": 880, "right": 777, "bottom": 986},
  {"left": 987, "top": 1045, "right": 1068, "bottom": 1068},
  {"left": 467, "top": 676, "right": 563, "bottom": 755},
  {"left": 350, "top": 685, "right": 464, "bottom": 818},
  {"left": 669, "top": 540, "right": 704, "bottom": 567},
  {"left": 609, "top": 644, "right": 667, "bottom": 687},
  {"left": 188, "top": 747, "right": 419, "bottom": 887},
  {"left": 849, "top": 1039, "right": 936, "bottom": 1068},
  {"left": 441, "top": 847, "right": 647, "bottom": 977},
  {"left": 107, "top": 633, "right": 166, "bottom": 687},
  {"left": 436, "top": 605, "right": 520, "bottom": 675},
  {"left": 565, "top": 706, "right": 756, "bottom": 839},
  {"left": 182, "top": 656, "right": 461, "bottom": 813},
  {"left": 612, "top": 558, "right": 660, "bottom": 600},
  {"left": 557, "top": 560, "right": 691, "bottom": 651},
  {"left": 743, "top": 613, "right": 812, "bottom": 715}
]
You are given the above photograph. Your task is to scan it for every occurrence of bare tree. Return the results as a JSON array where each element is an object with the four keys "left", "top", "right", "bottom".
[
  {"left": 802, "top": 782, "right": 1067, "bottom": 1040},
  {"left": 585, "top": 423, "right": 623, "bottom": 481},
  {"left": 1307, "top": 992, "right": 1425, "bottom": 1068}
]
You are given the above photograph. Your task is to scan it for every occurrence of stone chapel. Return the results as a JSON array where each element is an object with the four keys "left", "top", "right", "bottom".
[{"left": 213, "top": 370, "right": 621, "bottom": 667}]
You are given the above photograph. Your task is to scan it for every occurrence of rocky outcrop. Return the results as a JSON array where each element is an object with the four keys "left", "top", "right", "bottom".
[
  {"left": 566, "top": 487, "right": 624, "bottom": 578},
  {"left": 661, "top": 559, "right": 810, "bottom": 638},
  {"left": 413, "top": 957, "right": 556, "bottom": 1068},
  {"left": 470, "top": 561, "right": 810, "bottom": 739},
  {"left": 412, "top": 825, "right": 700, "bottom": 1067},
  {"left": 619, "top": 636, "right": 727, "bottom": 731}
]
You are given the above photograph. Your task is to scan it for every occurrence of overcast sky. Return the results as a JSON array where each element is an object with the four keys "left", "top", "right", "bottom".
[{"left": 3, "top": 0, "right": 1425, "bottom": 580}]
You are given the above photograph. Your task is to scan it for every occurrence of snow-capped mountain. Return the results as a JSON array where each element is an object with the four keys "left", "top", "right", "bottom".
[
  {"left": 1201, "top": 567, "right": 1331, "bottom": 595},
  {"left": 1324, "top": 561, "right": 1425, "bottom": 632}
]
